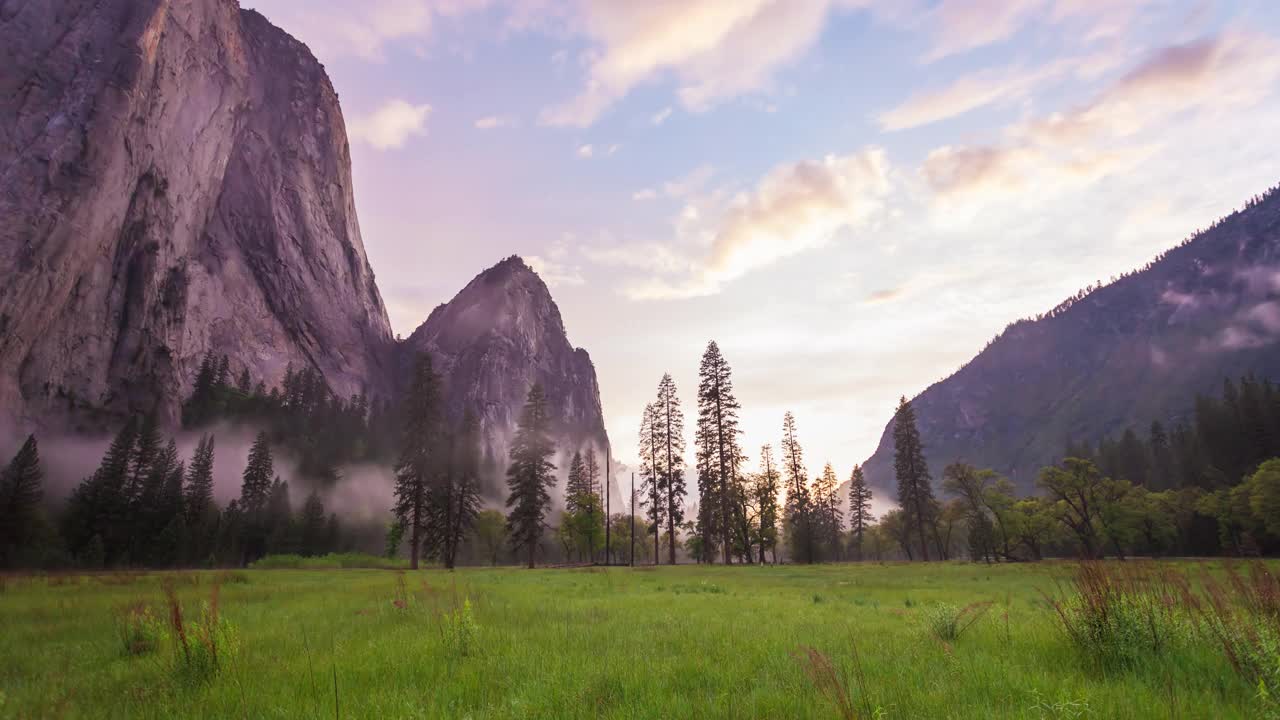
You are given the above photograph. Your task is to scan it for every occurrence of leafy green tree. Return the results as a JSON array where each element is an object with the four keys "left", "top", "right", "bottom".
[
  {"left": 473, "top": 509, "right": 507, "bottom": 566},
  {"left": 848, "top": 464, "right": 874, "bottom": 561},
  {"left": 893, "top": 397, "right": 939, "bottom": 561},
  {"left": 942, "top": 463, "right": 1016, "bottom": 562},
  {"left": 1246, "top": 458, "right": 1280, "bottom": 539},
  {"left": 1037, "top": 457, "right": 1106, "bottom": 558},
  {"left": 1010, "top": 497, "right": 1056, "bottom": 561},
  {"left": 0, "top": 435, "right": 45, "bottom": 567},
  {"left": 505, "top": 384, "right": 557, "bottom": 568},
  {"left": 393, "top": 353, "right": 444, "bottom": 570}
]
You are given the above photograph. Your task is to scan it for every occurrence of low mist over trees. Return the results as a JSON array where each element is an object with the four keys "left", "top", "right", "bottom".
[
  {"left": 10, "top": 337, "right": 1280, "bottom": 569},
  {"left": 505, "top": 384, "right": 558, "bottom": 568}
]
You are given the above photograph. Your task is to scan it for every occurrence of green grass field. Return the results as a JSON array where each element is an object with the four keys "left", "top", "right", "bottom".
[{"left": 0, "top": 561, "right": 1268, "bottom": 719}]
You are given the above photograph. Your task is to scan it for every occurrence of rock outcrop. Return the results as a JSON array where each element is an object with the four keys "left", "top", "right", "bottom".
[
  {"left": 0, "top": 0, "right": 395, "bottom": 432},
  {"left": 0, "top": 2, "right": 614, "bottom": 493},
  {"left": 861, "top": 186, "right": 1280, "bottom": 493},
  {"left": 400, "top": 257, "right": 615, "bottom": 502}
]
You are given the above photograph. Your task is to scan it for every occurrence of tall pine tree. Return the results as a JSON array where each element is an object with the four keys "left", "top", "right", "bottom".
[
  {"left": 392, "top": 353, "right": 444, "bottom": 570},
  {"left": 655, "top": 373, "right": 687, "bottom": 565},
  {"left": 848, "top": 464, "right": 874, "bottom": 561},
  {"left": 781, "top": 412, "right": 815, "bottom": 564},
  {"left": 0, "top": 435, "right": 44, "bottom": 567},
  {"left": 696, "top": 341, "right": 743, "bottom": 564},
  {"left": 893, "top": 397, "right": 939, "bottom": 561},
  {"left": 505, "top": 384, "right": 557, "bottom": 568}
]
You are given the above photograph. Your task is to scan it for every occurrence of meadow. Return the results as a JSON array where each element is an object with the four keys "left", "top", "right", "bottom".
[{"left": 0, "top": 561, "right": 1273, "bottom": 719}]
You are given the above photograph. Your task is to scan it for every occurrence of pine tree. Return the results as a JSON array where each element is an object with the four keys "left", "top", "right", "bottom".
[
  {"left": 754, "top": 445, "right": 781, "bottom": 564},
  {"left": 848, "top": 464, "right": 874, "bottom": 561},
  {"left": 696, "top": 341, "right": 743, "bottom": 564},
  {"left": 638, "top": 401, "right": 664, "bottom": 563},
  {"left": 64, "top": 417, "right": 138, "bottom": 563},
  {"left": 582, "top": 448, "right": 602, "bottom": 561},
  {"left": 265, "top": 477, "right": 293, "bottom": 554},
  {"left": 655, "top": 373, "right": 687, "bottom": 565},
  {"left": 440, "top": 410, "right": 483, "bottom": 569},
  {"left": 506, "top": 384, "right": 557, "bottom": 568},
  {"left": 393, "top": 353, "right": 444, "bottom": 570},
  {"left": 0, "top": 435, "right": 44, "bottom": 567},
  {"left": 184, "top": 434, "right": 216, "bottom": 522},
  {"left": 813, "top": 463, "right": 843, "bottom": 560},
  {"left": 893, "top": 397, "right": 939, "bottom": 561},
  {"left": 240, "top": 433, "right": 275, "bottom": 514},
  {"left": 300, "top": 491, "right": 327, "bottom": 556},
  {"left": 781, "top": 412, "right": 816, "bottom": 563},
  {"left": 238, "top": 432, "right": 275, "bottom": 564}
]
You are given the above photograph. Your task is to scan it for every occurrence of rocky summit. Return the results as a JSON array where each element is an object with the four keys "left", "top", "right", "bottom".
[{"left": 0, "top": 1, "right": 610, "bottom": 465}]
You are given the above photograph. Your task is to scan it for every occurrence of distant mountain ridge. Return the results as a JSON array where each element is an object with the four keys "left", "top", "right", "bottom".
[{"left": 861, "top": 185, "right": 1280, "bottom": 493}]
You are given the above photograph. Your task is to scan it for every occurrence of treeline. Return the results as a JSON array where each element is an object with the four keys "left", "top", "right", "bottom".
[
  {"left": 182, "top": 351, "right": 398, "bottom": 480},
  {"left": 0, "top": 420, "right": 347, "bottom": 569},
  {"left": 875, "top": 375, "right": 1280, "bottom": 562},
  {"left": 387, "top": 354, "right": 610, "bottom": 569},
  {"left": 634, "top": 343, "right": 857, "bottom": 565},
  {"left": 630, "top": 342, "right": 1280, "bottom": 565}
]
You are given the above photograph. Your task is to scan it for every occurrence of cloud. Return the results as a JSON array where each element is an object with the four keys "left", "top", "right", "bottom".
[
  {"left": 651, "top": 106, "right": 674, "bottom": 125},
  {"left": 348, "top": 99, "right": 432, "bottom": 149},
  {"left": 921, "top": 32, "right": 1280, "bottom": 200},
  {"left": 633, "top": 188, "right": 658, "bottom": 201},
  {"left": 475, "top": 115, "right": 517, "bottom": 129},
  {"left": 526, "top": 255, "right": 586, "bottom": 287},
  {"left": 621, "top": 148, "right": 893, "bottom": 299},
  {"left": 576, "top": 144, "right": 594, "bottom": 158},
  {"left": 864, "top": 287, "right": 904, "bottom": 305},
  {"left": 244, "top": 0, "right": 490, "bottom": 62},
  {"left": 540, "top": 0, "right": 871, "bottom": 127},
  {"left": 878, "top": 66, "right": 1047, "bottom": 131},
  {"left": 923, "top": 0, "right": 1044, "bottom": 62}
]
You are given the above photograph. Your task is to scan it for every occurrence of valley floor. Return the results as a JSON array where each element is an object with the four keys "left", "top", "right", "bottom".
[{"left": 0, "top": 561, "right": 1269, "bottom": 719}]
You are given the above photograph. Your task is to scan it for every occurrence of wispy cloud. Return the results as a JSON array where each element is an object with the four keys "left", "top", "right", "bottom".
[
  {"left": 348, "top": 99, "right": 432, "bottom": 149},
  {"left": 921, "top": 32, "right": 1280, "bottom": 201},
  {"left": 613, "top": 149, "right": 892, "bottom": 299},
  {"left": 245, "top": 0, "right": 490, "bottom": 62},
  {"left": 540, "top": 0, "right": 872, "bottom": 127},
  {"left": 474, "top": 115, "right": 517, "bottom": 129}
]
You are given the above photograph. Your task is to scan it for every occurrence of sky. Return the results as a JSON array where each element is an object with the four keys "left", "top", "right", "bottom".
[{"left": 244, "top": 0, "right": 1280, "bottom": 481}]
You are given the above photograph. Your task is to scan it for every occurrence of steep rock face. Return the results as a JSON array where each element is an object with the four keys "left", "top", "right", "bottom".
[
  {"left": 401, "top": 257, "right": 614, "bottom": 501},
  {"left": 862, "top": 188, "right": 1280, "bottom": 493},
  {"left": 0, "top": 0, "right": 394, "bottom": 432}
]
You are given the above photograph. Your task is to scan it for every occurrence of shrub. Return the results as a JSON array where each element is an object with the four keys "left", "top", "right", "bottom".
[
  {"left": 921, "top": 602, "right": 993, "bottom": 642},
  {"left": 1042, "top": 562, "right": 1195, "bottom": 672},
  {"left": 162, "top": 581, "right": 240, "bottom": 685},
  {"left": 1198, "top": 563, "right": 1280, "bottom": 718},
  {"left": 117, "top": 604, "right": 164, "bottom": 656},
  {"left": 250, "top": 553, "right": 402, "bottom": 570},
  {"left": 441, "top": 599, "right": 479, "bottom": 657}
]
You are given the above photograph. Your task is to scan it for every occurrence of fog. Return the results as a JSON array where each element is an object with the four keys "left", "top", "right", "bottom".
[{"left": 0, "top": 421, "right": 634, "bottom": 524}]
